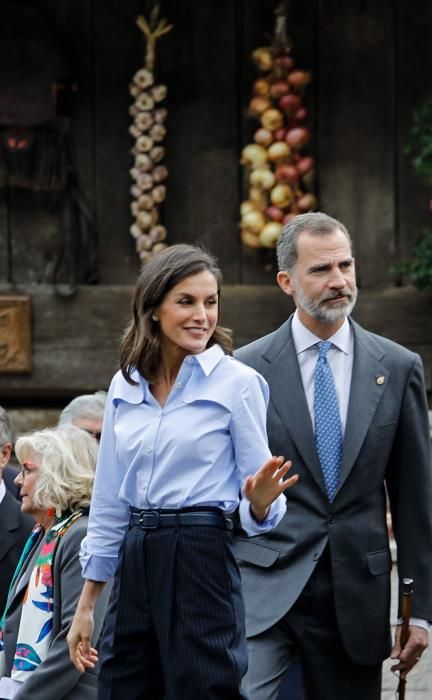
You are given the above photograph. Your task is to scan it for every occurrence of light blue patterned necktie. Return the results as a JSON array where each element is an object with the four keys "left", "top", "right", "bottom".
[{"left": 314, "top": 341, "right": 343, "bottom": 501}]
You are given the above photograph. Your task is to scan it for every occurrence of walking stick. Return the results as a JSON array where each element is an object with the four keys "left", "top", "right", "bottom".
[{"left": 396, "top": 577, "right": 413, "bottom": 700}]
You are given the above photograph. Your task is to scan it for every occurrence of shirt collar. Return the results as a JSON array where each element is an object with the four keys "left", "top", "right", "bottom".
[
  {"left": 187, "top": 343, "right": 225, "bottom": 376},
  {"left": 292, "top": 310, "right": 352, "bottom": 355},
  {"left": 0, "top": 479, "right": 6, "bottom": 504},
  {"left": 112, "top": 369, "right": 145, "bottom": 404},
  {"left": 112, "top": 344, "right": 226, "bottom": 404}
]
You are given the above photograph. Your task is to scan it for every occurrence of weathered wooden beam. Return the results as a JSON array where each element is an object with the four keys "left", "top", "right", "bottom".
[{"left": 0, "top": 285, "right": 430, "bottom": 397}]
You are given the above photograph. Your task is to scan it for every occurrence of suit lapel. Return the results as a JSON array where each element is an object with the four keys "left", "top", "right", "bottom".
[
  {"left": 338, "top": 321, "right": 389, "bottom": 491},
  {"left": 264, "top": 319, "right": 326, "bottom": 494},
  {"left": 0, "top": 493, "right": 21, "bottom": 561},
  {"left": 7, "top": 531, "right": 44, "bottom": 601}
]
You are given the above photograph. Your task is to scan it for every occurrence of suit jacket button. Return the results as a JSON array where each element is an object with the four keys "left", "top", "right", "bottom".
[{"left": 328, "top": 515, "right": 335, "bottom": 524}]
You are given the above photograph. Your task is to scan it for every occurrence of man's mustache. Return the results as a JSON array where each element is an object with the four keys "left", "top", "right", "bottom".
[{"left": 320, "top": 290, "right": 353, "bottom": 302}]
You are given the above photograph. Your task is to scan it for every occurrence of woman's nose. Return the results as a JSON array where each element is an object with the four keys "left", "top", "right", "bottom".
[{"left": 192, "top": 304, "right": 207, "bottom": 321}]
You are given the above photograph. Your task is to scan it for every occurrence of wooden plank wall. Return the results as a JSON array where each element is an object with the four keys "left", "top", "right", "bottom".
[{"left": 0, "top": 0, "right": 431, "bottom": 398}]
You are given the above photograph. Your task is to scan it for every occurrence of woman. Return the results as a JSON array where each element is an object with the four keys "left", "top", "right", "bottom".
[
  {"left": 0, "top": 426, "right": 111, "bottom": 700},
  {"left": 68, "top": 244, "right": 298, "bottom": 699}
]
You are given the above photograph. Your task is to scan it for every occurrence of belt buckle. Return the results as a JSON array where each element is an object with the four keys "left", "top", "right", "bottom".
[{"left": 139, "top": 509, "right": 160, "bottom": 529}]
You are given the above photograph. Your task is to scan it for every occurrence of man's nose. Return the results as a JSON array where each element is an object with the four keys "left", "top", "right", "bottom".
[{"left": 328, "top": 268, "right": 347, "bottom": 288}]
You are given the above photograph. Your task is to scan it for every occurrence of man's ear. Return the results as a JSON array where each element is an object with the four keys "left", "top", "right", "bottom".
[
  {"left": 0, "top": 442, "right": 12, "bottom": 468},
  {"left": 277, "top": 270, "right": 295, "bottom": 297}
]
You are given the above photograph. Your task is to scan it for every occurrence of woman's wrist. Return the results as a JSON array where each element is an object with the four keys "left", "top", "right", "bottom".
[
  {"left": 79, "top": 579, "right": 106, "bottom": 609},
  {"left": 249, "top": 504, "right": 270, "bottom": 523}
]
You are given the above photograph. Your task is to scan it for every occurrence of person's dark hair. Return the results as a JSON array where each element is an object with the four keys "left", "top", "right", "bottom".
[
  {"left": 120, "top": 244, "right": 233, "bottom": 384},
  {"left": 277, "top": 212, "right": 352, "bottom": 272}
]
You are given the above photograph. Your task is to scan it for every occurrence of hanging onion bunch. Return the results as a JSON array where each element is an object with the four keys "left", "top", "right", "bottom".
[
  {"left": 240, "top": 14, "right": 316, "bottom": 250},
  {"left": 129, "top": 7, "right": 173, "bottom": 265}
]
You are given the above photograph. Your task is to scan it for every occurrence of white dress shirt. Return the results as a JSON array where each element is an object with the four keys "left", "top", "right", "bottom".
[{"left": 0, "top": 480, "right": 6, "bottom": 504}]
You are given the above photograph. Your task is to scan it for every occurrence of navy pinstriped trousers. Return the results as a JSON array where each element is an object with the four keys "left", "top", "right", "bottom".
[{"left": 98, "top": 514, "right": 248, "bottom": 699}]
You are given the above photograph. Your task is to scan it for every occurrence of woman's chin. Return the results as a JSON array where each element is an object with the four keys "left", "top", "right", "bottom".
[{"left": 20, "top": 497, "right": 34, "bottom": 515}]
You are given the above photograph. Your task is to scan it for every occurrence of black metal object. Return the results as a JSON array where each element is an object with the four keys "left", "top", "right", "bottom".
[{"left": 396, "top": 577, "right": 414, "bottom": 700}]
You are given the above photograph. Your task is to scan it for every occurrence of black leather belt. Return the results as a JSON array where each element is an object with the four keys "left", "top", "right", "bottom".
[{"left": 130, "top": 507, "right": 233, "bottom": 531}]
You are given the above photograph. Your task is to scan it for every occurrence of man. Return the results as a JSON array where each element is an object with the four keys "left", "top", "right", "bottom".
[
  {"left": 0, "top": 407, "right": 21, "bottom": 501},
  {"left": 58, "top": 390, "right": 107, "bottom": 442},
  {"left": 234, "top": 212, "right": 432, "bottom": 700},
  {"left": 0, "top": 406, "right": 34, "bottom": 612}
]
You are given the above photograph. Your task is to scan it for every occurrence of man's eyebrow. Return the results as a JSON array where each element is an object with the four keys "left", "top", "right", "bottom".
[
  {"left": 307, "top": 263, "right": 332, "bottom": 273},
  {"left": 307, "top": 258, "right": 353, "bottom": 273}
]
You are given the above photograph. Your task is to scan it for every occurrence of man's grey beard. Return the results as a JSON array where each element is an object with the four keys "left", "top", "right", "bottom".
[{"left": 293, "top": 279, "right": 358, "bottom": 324}]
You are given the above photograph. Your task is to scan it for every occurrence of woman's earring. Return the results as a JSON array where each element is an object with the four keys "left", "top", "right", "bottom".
[{"left": 152, "top": 313, "right": 159, "bottom": 322}]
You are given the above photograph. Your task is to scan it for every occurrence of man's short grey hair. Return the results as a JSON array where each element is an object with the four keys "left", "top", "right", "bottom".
[
  {"left": 58, "top": 391, "right": 107, "bottom": 426},
  {"left": 15, "top": 425, "right": 98, "bottom": 513},
  {"left": 276, "top": 212, "right": 352, "bottom": 272},
  {"left": 0, "top": 405, "right": 14, "bottom": 446}
]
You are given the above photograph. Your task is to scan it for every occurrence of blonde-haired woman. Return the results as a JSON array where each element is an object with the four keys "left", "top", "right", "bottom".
[{"left": 0, "top": 426, "right": 111, "bottom": 700}]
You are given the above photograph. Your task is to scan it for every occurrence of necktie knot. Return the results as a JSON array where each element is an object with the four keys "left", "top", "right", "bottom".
[{"left": 317, "top": 340, "right": 332, "bottom": 359}]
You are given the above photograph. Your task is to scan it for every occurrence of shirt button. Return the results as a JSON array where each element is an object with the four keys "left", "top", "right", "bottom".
[
  {"left": 184, "top": 394, "right": 191, "bottom": 401},
  {"left": 146, "top": 447, "right": 153, "bottom": 453},
  {"left": 175, "top": 382, "right": 182, "bottom": 389},
  {"left": 313, "top": 552, "right": 320, "bottom": 561},
  {"left": 186, "top": 357, "right": 193, "bottom": 363}
]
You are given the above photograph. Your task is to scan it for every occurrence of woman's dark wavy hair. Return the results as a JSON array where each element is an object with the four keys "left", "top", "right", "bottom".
[{"left": 120, "top": 244, "right": 233, "bottom": 384}]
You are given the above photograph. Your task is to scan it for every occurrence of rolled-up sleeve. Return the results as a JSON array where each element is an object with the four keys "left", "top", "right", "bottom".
[
  {"left": 229, "top": 370, "right": 287, "bottom": 536},
  {"left": 80, "top": 380, "right": 130, "bottom": 581}
]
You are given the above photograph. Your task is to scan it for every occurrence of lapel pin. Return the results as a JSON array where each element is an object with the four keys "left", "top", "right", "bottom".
[{"left": 376, "top": 376, "right": 385, "bottom": 385}]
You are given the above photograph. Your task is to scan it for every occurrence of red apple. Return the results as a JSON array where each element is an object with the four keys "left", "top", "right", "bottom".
[
  {"left": 270, "top": 80, "right": 290, "bottom": 99},
  {"left": 297, "top": 193, "right": 317, "bottom": 211},
  {"left": 297, "top": 156, "right": 314, "bottom": 175},
  {"left": 288, "top": 70, "right": 312, "bottom": 88},
  {"left": 275, "top": 164, "right": 299, "bottom": 184},
  {"left": 278, "top": 94, "right": 301, "bottom": 113},
  {"left": 274, "top": 127, "right": 287, "bottom": 141},
  {"left": 274, "top": 55, "right": 295, "bottom": 71},
  {"left": 282, "top": 212, "right": 298, "bottom": 225},
  {"left": 295, "top": 107, "right": 308, "bottom": 121},
  {"left": 286, "top": 127, "right": 310, "bottom": 148},
  {"left": 266, "top": 205, "right": 285, "bottom": 222}
]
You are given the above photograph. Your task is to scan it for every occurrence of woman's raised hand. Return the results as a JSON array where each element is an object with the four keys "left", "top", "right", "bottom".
[{"left": 243, "top": 456, "right": 298, "bottom": 522}]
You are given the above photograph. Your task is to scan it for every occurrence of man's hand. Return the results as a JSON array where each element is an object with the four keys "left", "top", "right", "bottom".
[{"left": 390, "top": 624, "right": 428, "bottom": 678}]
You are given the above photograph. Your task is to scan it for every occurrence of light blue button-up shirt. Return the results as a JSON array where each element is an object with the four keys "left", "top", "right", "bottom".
[{"left": 81, "top": 344, "right": 287, "bottom": 581}]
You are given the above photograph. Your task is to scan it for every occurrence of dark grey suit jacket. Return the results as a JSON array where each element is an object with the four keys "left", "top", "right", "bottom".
[
  {"left": 234, "top": 317, "right": 432, "bottom": 665},
  {"left": 1, "top": 515, "right": 111, "bottom": 700},
  {"left": 3, "top": 466, "right": 21, "bottom": 501},
  {"left": 0, "top": 490, "right": 33, "bottom": 614}
]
